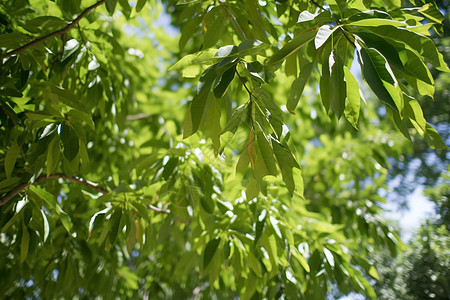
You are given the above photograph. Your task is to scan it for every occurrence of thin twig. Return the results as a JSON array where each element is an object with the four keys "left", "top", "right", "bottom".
[
  {"left": 339, "top": 27, "right": 355, "bottom": 47},
  {"left": 236, "top": 71, "right": 252, "bottom": 96},
  {"left": 0, "top": 173, "right": 171, "bottom": 214},
  {"left": 0, "top": 0, "right": 106, "bottom": 60},
  {"left": 147, "top": 204, "right": 171, "bottom": 214},
  {"left": 0, "top": 173, "right": 107, "bottom": 206},
  {"left": 310, "top": 0, "right": 326, "bottom": 11}
]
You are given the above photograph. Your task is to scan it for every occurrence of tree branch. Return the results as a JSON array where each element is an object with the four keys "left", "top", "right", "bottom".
[
  {"left": 310, "top": 0, "right": 326, "bottom": 11},
  {"left": 0, "top": 173, "right": 171, "bottom": 214},
  {"left": 0, "top": 0, "right": 106, "bottom": 60}
]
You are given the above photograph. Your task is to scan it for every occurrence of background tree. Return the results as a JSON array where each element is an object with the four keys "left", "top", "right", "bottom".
[
  {"left": 0, "top": 0, "right": 448, "bottom": 299},
  {"left": 374, "top": 169, "right": 450, "bottom": 300}
]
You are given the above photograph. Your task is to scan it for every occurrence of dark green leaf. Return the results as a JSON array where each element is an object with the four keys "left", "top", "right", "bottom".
[
  {"left": 213, "top": 65, "right": 235, "bottom": 98},
  {"left": 203, "top": 238, "right": 221, "bottom": 268},
  {"left": 46, "top": 134, "right": 60, "bottom": 175},
  {"left": 108, "top": 208, "right": 123, "bottom": 246},
  {"left": 28, "top": 186, "right": 57, "bottom": 209},
  {"left": 136, "top": 0, "right": 147, "bottom": 12},
  {"left": 106, "top": 0, "right": 117, "bottom": 15},
  {"left": 20, "top": 222, "right": 30, "bottom": 263},
  {"left": 5, "top": 140, "right": 20, "bottom": 178},
  {"left": 60, "top": 123, "right": 79, "bottom": 161},
  {"left": 359, "top": 47, "right": 402, "bottom": 112},
  {"left": 272, "top": 140, "right": 299, "bottom": 196},
  {"left": 287, "top": 62, "right": 313, "bottom": 113},
  {"left": 330, "top": 51, "right": 346, "bottom": 119},
  {"left": 184, "top": 65, "right": 218, "bottom": 138}
]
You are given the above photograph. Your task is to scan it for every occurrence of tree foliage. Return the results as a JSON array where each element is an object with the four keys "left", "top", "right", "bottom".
[
  {"left": 0, "top": 0, "right": 448, "bottom": 298},
  {"left": 375, "top": 169, "right": 450, "bottom": 300}
]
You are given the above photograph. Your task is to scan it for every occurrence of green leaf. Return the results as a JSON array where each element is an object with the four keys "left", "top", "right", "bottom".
[
  {"left": 20, "top": 222, "right": 30, "bottom": 263},
  {"left": 419, "top": 3, "right": 443, "bottom": 21},
  {"left": 108, "top": 208, "right": 123, "bottom": 246},
  {"left": 60, "top": 122, "right": 79, "bottom": 161},
  {"left": 343, "top": 69, "right": 360, "bottom": 129},
  {"left": 423, "top": 123, "right": 449, "bottom": 150},
  {"left": 22, "top": 16, "right": 66, "bottom": 34},
  {"left": 203, "top": 238, "right": 221, "bottom": 269},
  {"left": 183, "top": 65, "right": 218, "bottom": 138},
  {"left": 47, "top": 134, "right": 60, "bottom": 175},
  {"left": 0, "top": 177, "right": 21, "bottom": 193},
  {"left": 287, "top": 62, "right": 313, "bottom": 113},
  {"left": 291, "top": 247, "right": 310, "bottom": 272},
  {"left": 359, "top": 25, "right": 450, "bottom": 72},
  {"left": 398, "top": 49, "right": 434, "bottom": 97},
  {"left": 253, "top": 88, "right": 284, "bottom": 137},
  {"left": 203, "top": 6, "right": 228, "bottom": 49},
  {"left": 106, "top": 0, "right": 117, "bottom": 15},
  {"left": 315, "top": 25, "right": 338, "bottom": 49},
  {"left": 41, "top": 210, "right": 50, "bottom": 242},
  {"left": 177, "top": 0, "right": 205, "bottom": 4},
  {"left": 369, "top": 265, "right": 380, "bottom": 280},
  {"left": 358, "top": 32, "right": 410, "bottom": 75},
  {"left": 5, "top": 140, "right": 20, "bottom": 178},
  {"left": 255, "top": 131, "right": 277, "bottom": 178},
  {"left": 0, "top": 32, "right": 31, "bottom": 49},
  {"left": 162, "top": 157, "right": 178, "bottom": 180},
  {"left": 272, "top": 140, "right": 299, "bottom": 196},
  {"left": 348, "top": 18, "right": 407, "bottom": 27},
  {"left": 246, "top": 175, "right": 260, "bottom": 200},
  {"left": 359, "top": 47, "right": 403, "bottom": 112},
  {"left": 169, "top": 49, "right": 218, "bottom": 71},
  {"left": 320, "top": 54, "right": 331, "bottom": 111},
  {"left": 202, "top": 96, "right": 222, "bottom": 152},
  {"left": 248, "top": 252, "right": 263, "bottom": 277},
  {"left": 246, "top": 0, "right": 270, "bottom": 43},
  {"left": 67, "top": 109, "right": 95, "bottom": 130},
  {"left": 213, "top": 65, "right": 236, "bottom": 98},
  {"left": 330, "top": 51, "right": 346, "bottom": 119},
  {"left": 56, "top": 204, "right": 73, "bottom": 234},
  {"left": 404, "top": 95, "right": 426, "bottom": 135},
  {"left": 323, "top": 247, "right": 335, "bottom": 267},
  {"left": 236, "top": 145, "right": 250, "bottom": 175},
  {"left": 28, "top": 186, "right": 57, "bottom": 209},
  {"left": 222, "top": 104, "right": 247, "bottom": 134},
  {"left": 135, "top": 0, "right": 147, "bottom": 12},
  {"left": 266, "top": 28, "right": 318, "bottom": 72}
]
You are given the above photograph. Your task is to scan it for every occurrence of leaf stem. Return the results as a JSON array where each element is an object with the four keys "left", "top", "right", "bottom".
[
  {"left": 237, "top": 72, "right": 252, "bottom": 96},
  {"left": 0, "top": 0, "right": 106, "bottom": 60}
]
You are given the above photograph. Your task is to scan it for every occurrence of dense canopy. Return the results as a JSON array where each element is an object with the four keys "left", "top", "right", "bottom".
[{"left": 0, "top": 0, "right": 448, "bottom": 298}]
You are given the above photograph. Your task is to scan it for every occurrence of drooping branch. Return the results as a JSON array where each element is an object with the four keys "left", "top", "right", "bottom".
[
  {"left": 0, "top": 173, "right": 171, "bottom": 214},
  {"left": 0, "top": 0, "right": 106, "bottom": 60},
  {"left": 0, "top": 173, "right": 107, "bottom": 206}
]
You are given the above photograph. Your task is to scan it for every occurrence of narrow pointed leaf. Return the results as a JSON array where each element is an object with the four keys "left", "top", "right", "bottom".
[
  {"left": 60, "top": 123, "right": 79, "bottom": 161},
  {"left": 266, "top": 28, "right": 317, "bottom": 72},
  {"left": 203, "top": 238, "right": 221, "bottom": 268},
  {"left": 5, "top": 140, "right": 20, "bottom": 178},
  {"left": 360, "top": 48, "right": 403, "bottom": 112},
  {"left": 343, "top": 66, "right": 360, "bottom": 128},
  {"left": 315, "top": 25, "right": 338, "bottom": 49},
  {"left": 287, "top": 62, "right": 313, "bottom": 113}
]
